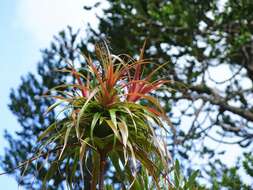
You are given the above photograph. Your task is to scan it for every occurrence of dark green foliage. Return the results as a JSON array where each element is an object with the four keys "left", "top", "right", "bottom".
[
  {"left": 243, "top": 153, "right": 253, "bottom": 178},
  {"left": 207, "top": 152, "right": 253, "bottom": 190},
  {"left": 88, "top": 0, "right": 253, "bottom": 182}
]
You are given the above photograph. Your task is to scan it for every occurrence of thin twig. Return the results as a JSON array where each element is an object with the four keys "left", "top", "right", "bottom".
[{"left": 0, "top": 143, "right": 80, "bottom": 176}]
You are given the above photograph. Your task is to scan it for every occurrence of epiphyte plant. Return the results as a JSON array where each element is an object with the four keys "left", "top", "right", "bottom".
[{"left": 39, "top": 41, "right": 172, "bottom": 190}]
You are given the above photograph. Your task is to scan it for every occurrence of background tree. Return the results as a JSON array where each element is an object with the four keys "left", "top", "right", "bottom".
[
  {"left": 87, "top": 0, "right": 253, "bottom": 176},
  {"left": 207, "top": 151, "right": 253, "bottom": 189},
  {"left": 1, "top": 0, "right": 253, "bottom": 189}
]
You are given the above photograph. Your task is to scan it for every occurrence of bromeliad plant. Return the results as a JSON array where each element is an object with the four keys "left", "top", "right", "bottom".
[{"left": 39, "top": 41, "right": 172, "bottom": 190}]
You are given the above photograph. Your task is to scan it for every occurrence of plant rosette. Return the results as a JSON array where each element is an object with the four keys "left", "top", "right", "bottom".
[{"left": 39, "top": 41, "right": 172, "bottom": 189}]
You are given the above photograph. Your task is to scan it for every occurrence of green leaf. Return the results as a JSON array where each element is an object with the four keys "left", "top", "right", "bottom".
[
  {"left": 105, "top": 184, "right": 114, "bottom": 190},
  {"left": 185, "top": 170, "right": 199, "bottom": 189},
  {"left": 105, "top": 120, "right": 120, "bottom": 138},
  {"left": 59, "top": 125, "right": 72, "bottom": 159},
  {"left": 42, "top": 162, "right": 58, "bottom": 189},
  {"left": 77, "top": 88, "right": 98, "bottom": 138},
  {"left": 122, "top": 106, "right": 137, "bottom": 132},
  {"left": 90, "top": 112, "right": 101, "bottom": 142},
  {"left": 69, "top": 151, "right": 79, "bottom": 189},
  {"left": 134, "top": 148, "right": 160, "bottom": 190},
  {"left": 79, "top": 138, "right": 89, "bottom": 182},
  {"left": 109, "top": 109, "right": 118, "bottom": 129},
  {"left": 109, "top": 151, "right": 125, "bottom": 182},
  {"left": 118, "top": 118, "right": 128, "bottom": 147},
  {"left": 38, "top": 122, "right": 57, "bottom": 141},
  {"left": 44, "top": 100, "right": 64, "bottom": 115},
  {"left": 174, "top": 159, "right": 181, "bottom": 188}
]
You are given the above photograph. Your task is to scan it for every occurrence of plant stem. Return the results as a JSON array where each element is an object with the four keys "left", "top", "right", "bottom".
[{"left": 99, "top": 150, "right": 106, "bottom": 190}]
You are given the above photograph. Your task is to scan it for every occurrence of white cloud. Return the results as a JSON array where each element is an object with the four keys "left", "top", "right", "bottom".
[{"left": 15, "top": 0, "right": 105, "bottom": 47}]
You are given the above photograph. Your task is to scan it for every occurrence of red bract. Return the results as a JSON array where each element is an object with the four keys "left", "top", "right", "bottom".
[
  {"left": 71, "top": 68, "right": 89, "bottom": 97},
  {"left": 125, "top": 46, "right": 168, "bottom": 107},
  {"left": 69, "top": 42, "right": 168, "bottom": 113}
]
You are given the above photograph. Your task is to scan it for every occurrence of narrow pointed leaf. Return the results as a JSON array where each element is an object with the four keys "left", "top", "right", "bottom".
[{"left": 59, "top": 126, "right": 72, "bottom": 160}]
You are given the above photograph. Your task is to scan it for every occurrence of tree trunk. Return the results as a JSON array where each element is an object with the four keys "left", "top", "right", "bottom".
[{"left": 98, "top": 151, "right": 106, "bottom": 190}]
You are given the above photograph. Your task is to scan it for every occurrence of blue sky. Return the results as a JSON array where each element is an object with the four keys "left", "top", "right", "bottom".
[
  {"left": 1, "top": 1, "right": 36, "bottom": 188},
  {"left": 0, "top": 0, "right": 104, "bottom": 188}
]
